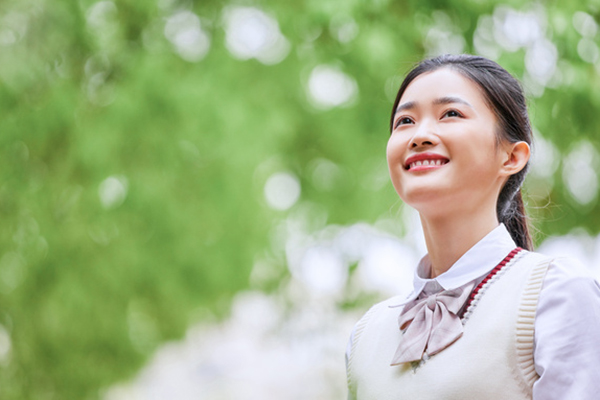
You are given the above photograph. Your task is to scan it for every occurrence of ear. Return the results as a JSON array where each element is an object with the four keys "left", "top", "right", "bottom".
[{"left": 500, "top": 141, "right": 530, "bottom": 176}]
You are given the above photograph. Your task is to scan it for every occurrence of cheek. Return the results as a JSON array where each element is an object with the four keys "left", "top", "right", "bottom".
[
  {"left": 386, "top": 141, "right": 394, "bottom": 168},
  {"left": 455, "top": 138, "right": 502, "bottom": 177},
  {"left": 386, "top": 135, "right": 405, "bottom": 167}
]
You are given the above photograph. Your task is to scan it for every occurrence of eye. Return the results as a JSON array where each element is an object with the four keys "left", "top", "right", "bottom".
[
  {"left": 442, "top": 109, "right": 463, "bottom": 119},
  {"left": 394, "top": 116, "right": 414, "bottom": 129}
]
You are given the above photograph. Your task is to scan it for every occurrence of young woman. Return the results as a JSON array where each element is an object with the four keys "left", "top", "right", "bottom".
[{"left": 346, "top": 54, "right": 600, "bottom": 399}]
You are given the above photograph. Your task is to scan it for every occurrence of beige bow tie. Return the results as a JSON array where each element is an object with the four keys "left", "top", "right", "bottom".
[{"left": 391, "top": 282, "right": 474, "bottom": 366}]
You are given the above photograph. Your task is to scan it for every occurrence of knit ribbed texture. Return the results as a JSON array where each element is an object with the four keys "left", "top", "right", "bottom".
[{"left": 514, "top": 257, "right": 551, "bottom": 391}]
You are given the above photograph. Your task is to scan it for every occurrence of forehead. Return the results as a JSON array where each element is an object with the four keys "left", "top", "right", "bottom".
[{"left": 398, "top": 68, "right": 488, "bottom": 109}]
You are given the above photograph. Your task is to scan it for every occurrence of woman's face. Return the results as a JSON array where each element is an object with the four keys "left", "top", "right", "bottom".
[{"left": 387, "top": 68, "right": 510, "bottom": 215}]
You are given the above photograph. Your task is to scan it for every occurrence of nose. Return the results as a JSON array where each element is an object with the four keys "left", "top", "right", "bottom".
[
  {"left": 411, "top": 137, "right": 434, "bottom": 148},
  {"left": 409, "top": 121, "right": 438, "bottom": 148}
]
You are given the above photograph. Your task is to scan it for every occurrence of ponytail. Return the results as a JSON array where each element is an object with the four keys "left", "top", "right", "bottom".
[{"left": 497, "top": 170, "right": 532, "bottom": 250}]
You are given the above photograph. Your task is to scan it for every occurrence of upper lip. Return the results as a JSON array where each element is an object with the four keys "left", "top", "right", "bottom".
[{"left": 404, "top": 152, "right": 450, "bottom": 169}]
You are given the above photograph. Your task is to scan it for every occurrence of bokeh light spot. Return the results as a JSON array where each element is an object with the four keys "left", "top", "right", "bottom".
[
  {"left": 264, "top": 172, "right": 300, "bottom": 211},
  {"left": 525, "top": 38, "right": 558, "bottom": 86},
  {"left": 306, "top": 65, "right": 358, "bottom": 109},
  {"left": 0, "top": 324, "right": 11, "bottom": 364},
  {"left": 164, "top": 11, "right": 210, "bottom": 62},
  {"left": 86, "top": 1, "right": 120, "bottom": 50},
  {"left": 424, "top": 12, "right": 465, "bottom": 57},
  {"left": 577, "top": 38, "right": 600, "bottom": 64},
  {"left": 223, "top": 6, "right": 290, "bottom": 65},
  {"left": 473, "top": 15, "right": 502, "bottom": 60},
  {"left": 99, "top": 175, "right": 128, "bottom": 210},
  {"left": 297, "top": 246, "right": 347, "bottom": 294},
  {"left": 0, "top": 252, "right": 25, "bottom": 293},
  {"left": 0, "top": 12, "right": 28, "bottom": 46},
  {"left": 309, "top": 158, "right": 341, "bottom": 191},
  {"left": 562, "top": 142, "right": 599, "bottom": 206},
  {"left": 530, "top": 132, "right": 559, "bottom": 179},
  {"left": 329, "top": 15, "right": 359, "bottom": 43},
  {"left": 573, "top": 11, "right": 598, "bottom": 38},
  {"left": 357, "top": 238, "right": 415, "bottom": 295}
]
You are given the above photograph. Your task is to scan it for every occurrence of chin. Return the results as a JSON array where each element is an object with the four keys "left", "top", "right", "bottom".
[
  {"left": 396, "top": 183, "right": 448, "bottom": 204},
  {"left": 398, "top": 188, "right": 456, "bottom": 215}
]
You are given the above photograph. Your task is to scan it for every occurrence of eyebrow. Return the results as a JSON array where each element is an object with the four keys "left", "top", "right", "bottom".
[{"left": 394, "top": 96, "right": 474, "bottom": 116}]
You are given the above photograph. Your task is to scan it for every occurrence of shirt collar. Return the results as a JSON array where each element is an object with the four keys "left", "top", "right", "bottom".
[{"left": 398, "top": 224, "right": 517, "bottom": 305}]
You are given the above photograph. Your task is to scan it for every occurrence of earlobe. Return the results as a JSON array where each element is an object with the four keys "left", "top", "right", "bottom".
[{"left": 501, "top": 141, "right": 530, "bottom": 176}]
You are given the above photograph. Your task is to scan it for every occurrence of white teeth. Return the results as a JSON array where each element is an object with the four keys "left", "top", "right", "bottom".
[{"left": 409, "top": 159, "right": 446, "bottom": 169}]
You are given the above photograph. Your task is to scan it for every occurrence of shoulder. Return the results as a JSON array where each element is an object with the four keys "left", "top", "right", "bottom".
[
  {"left": 510, "top": 250, "right": 600, "bottom": 315},
  {"left": 348, "top": 295, "right": 405, "bottom": 351},
  {"left": 520, "top": 250, "right": 598, "bottom": 285},
  {"left": 529, "top": 252, "right": 600, "bottom": 395},
  {"left": 532, "top": 251, "right": 599, "bottom": 291},
  {"left": 526, "top": 251, "right": 600, "bottom": 315},
  {"left": 548, "top": 255, "right": 597, "bottom": 280},
  {"left": 355, "top": 295, "right": 407, "bottom": 328}
]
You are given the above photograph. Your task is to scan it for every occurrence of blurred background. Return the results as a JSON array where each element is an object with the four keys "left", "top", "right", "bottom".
[{"left": 2, "top": 0, "right": 600, "bottom": 398}]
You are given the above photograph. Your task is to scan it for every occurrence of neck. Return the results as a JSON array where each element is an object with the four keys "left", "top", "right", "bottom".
[{"left": 420, "top": 207, "right": 500, "bottom": 278}]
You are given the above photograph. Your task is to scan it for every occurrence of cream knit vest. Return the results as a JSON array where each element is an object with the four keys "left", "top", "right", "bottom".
[{"left": 347, "top": 251, "right": 551, "bottom": 400}]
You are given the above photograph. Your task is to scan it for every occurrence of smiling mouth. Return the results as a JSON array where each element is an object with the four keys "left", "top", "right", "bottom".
[{"left": 406, "top": 159, "right": 449, "bottom": 170}]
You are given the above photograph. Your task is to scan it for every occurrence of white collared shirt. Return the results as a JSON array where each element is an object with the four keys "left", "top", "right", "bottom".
[
  {"left": 347, "top": 224, "right": 600, "bottom": 399},
  {"left": 399, "top": 224, "right": 517, "bottom": 305}
]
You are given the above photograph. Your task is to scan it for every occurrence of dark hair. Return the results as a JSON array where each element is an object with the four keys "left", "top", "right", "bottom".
[{"left": 390, "top": 54, "right": 533, "bottom": 250}]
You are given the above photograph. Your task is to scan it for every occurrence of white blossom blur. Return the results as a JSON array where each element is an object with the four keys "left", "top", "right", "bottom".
[
  {"left": 306, "top": 65, "right": 358, "bottom": 109},
  {"left": 562, "top": 142, "right": 599, "bottom": 206},
  {"left": 164, "top": 11, "right": 211, "bottom": 62},
  {"left": 99, "top": 175, "right": 129, "bottom": 209},
  {"left": 264, "top": 172, "right": 301, "bottom": 211},
  {"left": 223, "top": 6, "right": 290, "bottom": 65}
]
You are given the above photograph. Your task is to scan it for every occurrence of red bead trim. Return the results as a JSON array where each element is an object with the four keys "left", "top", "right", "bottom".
[{"left": 459, "top": 247, "right": 522, "bottom": 318}]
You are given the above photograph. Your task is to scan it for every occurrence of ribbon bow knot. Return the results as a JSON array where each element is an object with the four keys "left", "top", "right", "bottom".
[{"left": 391, "top": 282, "right": 474, "bottom": 366}]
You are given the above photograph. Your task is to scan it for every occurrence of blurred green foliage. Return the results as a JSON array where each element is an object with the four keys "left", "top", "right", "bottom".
[{"left": 1, "top": 0, "right": 600, "bottom": 398}]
